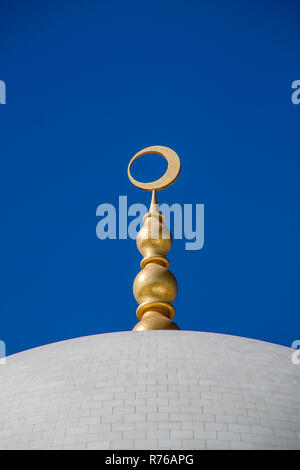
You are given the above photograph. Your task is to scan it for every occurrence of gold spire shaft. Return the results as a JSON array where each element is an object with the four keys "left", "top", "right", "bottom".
[
  {"left": 127, "top": 146, "right": 181, "bottom": 331},
  {"left": 132, "top": 190, "right": 179, "bottom": 330}
]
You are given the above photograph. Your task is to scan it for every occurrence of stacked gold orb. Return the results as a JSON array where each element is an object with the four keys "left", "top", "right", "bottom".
[{"left": 132, "top": 192, "right": 179, "bottom": 330}]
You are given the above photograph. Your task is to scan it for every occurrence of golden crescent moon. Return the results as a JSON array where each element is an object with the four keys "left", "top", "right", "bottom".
[{"left": 128, "top": 145, "right": 181, "bottom": 191}]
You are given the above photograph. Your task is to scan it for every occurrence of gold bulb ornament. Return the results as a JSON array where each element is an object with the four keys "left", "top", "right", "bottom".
[{"left": 127, "top": 146, "right": 181, "bottom": 331}]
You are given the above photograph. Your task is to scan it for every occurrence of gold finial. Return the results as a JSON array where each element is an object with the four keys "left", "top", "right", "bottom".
[{"left": 127, "top": 146, "right": 181, "bottom": 331}]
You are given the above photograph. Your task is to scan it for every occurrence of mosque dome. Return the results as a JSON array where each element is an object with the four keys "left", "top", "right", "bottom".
[
  {"left": 0, "top": 330, "right": 299, "bottom": 450},
  {"left": 2, "top": 147, "right": 298, "bottom": 450}
]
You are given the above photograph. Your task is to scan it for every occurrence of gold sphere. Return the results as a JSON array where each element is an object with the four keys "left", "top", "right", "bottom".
[
  {"left": 137, "top": 216, "right": 172, "bottom": 259},
  {"left": 133, "top": 263, "right": 177, "bottom": 307}
]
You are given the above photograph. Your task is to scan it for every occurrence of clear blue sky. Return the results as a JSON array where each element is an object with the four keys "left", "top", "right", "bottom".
[{"left": 1, "top": 0, "right": 299, "bottom": 354}]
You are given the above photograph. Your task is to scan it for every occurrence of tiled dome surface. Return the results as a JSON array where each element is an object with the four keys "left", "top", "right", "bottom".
[{"left": 0, "top": 331, "right": 299, "bottom": 450}]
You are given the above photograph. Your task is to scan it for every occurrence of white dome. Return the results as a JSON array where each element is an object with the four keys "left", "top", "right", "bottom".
[{"left": 0, "top": 331, "right": 299, "bottom": 450}]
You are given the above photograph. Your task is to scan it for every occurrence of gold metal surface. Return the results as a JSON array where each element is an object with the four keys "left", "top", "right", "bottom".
[
  {"left": 128, "top": 145, "right": 181, "bottom": 191},
  {"left": 128, "top": 146, "right": 181, "bottom": 330}
]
